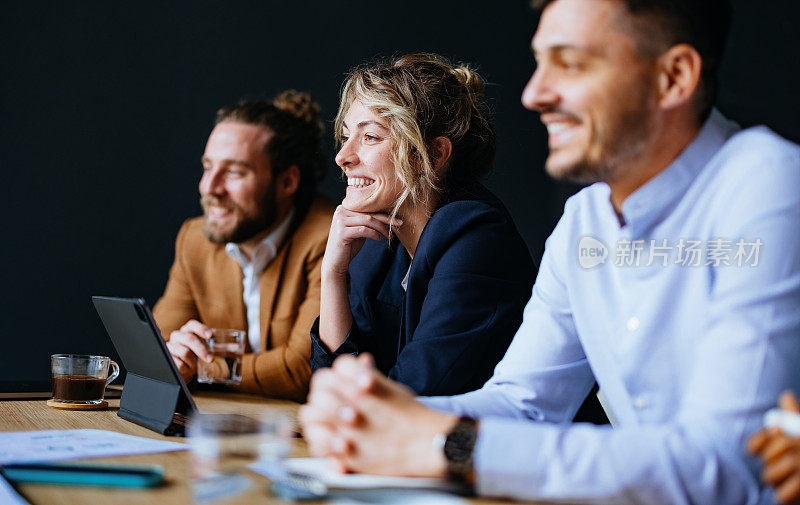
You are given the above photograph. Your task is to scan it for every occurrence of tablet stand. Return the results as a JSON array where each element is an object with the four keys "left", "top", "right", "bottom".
[{"left": 118, "top": 374, "right": 192, "bottom": 436}]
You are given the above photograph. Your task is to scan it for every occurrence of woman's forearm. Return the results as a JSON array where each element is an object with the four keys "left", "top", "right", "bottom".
[
  {"left": 319, "top": 268, "right": 353, "bottom": 352},
  {"left": 318, "top": 205, "right": 398, "bottom": 353}
]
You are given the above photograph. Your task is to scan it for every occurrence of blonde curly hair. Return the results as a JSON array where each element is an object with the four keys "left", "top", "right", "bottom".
[{"left": 335, "top": 53, "right": 496, "bottom": 221}]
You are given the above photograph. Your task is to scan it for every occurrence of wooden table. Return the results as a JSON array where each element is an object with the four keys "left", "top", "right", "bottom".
[{"left": 0, "top": 392, "right": 544, "bottom": 505}]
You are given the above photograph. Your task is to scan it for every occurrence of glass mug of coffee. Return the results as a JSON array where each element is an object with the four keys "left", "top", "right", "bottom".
[
  {"left": 196, "top": 329, "right": 245, "bottom": 385},
  {"left": 51, "top": 354, "right": 120, "bottom": 404}
]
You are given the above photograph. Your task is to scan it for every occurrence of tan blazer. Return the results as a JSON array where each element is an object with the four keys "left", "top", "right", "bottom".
[{"left": 153, "top": 197, "right": 334, "bottom": 401}]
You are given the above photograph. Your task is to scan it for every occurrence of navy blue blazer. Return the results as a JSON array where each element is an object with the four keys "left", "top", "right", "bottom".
[{"left": 310, "top": 183, "right": 536, "bottom": 396}]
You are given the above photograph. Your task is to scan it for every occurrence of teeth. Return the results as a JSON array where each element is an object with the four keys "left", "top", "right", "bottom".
[
  {"left": 347, "top": 177, "right": 375, "bottom": 188},
  {"left": 547, "top": 122, "right": 573, "bottom": 134}
]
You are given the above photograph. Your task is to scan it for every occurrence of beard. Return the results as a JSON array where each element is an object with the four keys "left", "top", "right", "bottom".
[
  {"left": 544, "top": 87, "right": 656, "bottom": 185},
  {"left": 201, "top": 184, "right": 278, "bottom": 244}
]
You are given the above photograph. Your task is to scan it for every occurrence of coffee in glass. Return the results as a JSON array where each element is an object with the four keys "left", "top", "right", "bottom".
[{"left": 51, "top": 354, "right": 120, "bottom": 404}]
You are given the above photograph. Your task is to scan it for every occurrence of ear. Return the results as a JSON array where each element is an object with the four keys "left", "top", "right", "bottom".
[
  {"left": 656, "top": 44, "right": 703, "bottom": 110},
  {"left": 430, "top": 136, "right": 453, "bottom": 173},
  {"left": 277, "top": 164, "right": 300, "bottom": 199}
]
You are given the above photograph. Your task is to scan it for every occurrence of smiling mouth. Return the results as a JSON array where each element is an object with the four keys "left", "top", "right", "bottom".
[
  {"left": 545, "top": 120, "right": 580, "bottom": 146},
  {"left": 547, "top": 122, "right": 574, "bottom": 134},
  {"left": 206, "top": 205, "right": 233, "bottom": 220},
  {"left": 347, "top": 177, "right": 375, "bottom": 188}
]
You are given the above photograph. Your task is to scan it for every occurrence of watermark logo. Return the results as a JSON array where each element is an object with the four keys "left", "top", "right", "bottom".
[
  {"left": 577, "top": 236, "right": 763, "bottom": 269},
  {"left": 578, "top": 236, "right": 609, "bottom": 269}
]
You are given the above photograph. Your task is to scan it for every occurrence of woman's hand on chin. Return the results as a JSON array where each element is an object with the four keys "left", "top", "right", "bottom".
[{"left": 322, "top": 205, "right": 402, "bottom": 277}]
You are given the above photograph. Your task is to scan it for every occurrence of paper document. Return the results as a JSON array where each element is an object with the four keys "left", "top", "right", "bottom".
[
  {"left": 0, "top": 429, "right": 187, "bottom": 464},
  {"left": 251, "top": 457, "right": 462, "bottom": 492},
  {"left": 0, "top": 473, "right": 31, "bottom": 505}
]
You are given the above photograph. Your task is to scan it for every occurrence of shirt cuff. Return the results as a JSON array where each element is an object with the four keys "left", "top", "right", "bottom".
[
  {"left": 472, "top": 417, "right": 549, "bottom": 500},
  {"left": 417, "top": 395, "right": 462, "bottom": 414},
  {"left": 309, "top": 316, "right": 360, "bottom": 370}
]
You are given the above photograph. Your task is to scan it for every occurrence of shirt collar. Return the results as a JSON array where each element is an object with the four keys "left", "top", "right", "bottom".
[
  {"left": 616, "top": 109, "right": 739, "bottom": 236},
  {"left": 225, "top": 208, "right": 294, "bottom": 274}
]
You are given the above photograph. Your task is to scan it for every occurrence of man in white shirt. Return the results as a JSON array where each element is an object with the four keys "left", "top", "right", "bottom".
[
  {"left": 299, "top": 0, "right": 800, "bottom": 502},
  {"left": 154, "top": 91, "right": 335, "bottom": 400}
]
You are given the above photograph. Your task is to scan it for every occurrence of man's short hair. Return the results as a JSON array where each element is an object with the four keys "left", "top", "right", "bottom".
[
  {"left": 532, "top": 0, "right": 733, "bottom": 119},
  {"left": 216, "top": 90, "right": 326, "bottom": 218}
]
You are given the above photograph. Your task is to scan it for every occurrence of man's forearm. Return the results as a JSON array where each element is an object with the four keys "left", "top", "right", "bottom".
[{"left": 470, "top": 416, "right": 758, "bottom": 504}]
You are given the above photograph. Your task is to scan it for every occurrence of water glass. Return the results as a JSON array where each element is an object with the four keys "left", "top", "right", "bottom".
[{"left": 197, "top": 329, "right": 245, "bottom": 385}]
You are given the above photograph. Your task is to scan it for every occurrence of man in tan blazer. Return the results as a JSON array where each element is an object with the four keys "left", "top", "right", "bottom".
[{"left": 154, "top": 91, "right": 334, "bottom": 402}]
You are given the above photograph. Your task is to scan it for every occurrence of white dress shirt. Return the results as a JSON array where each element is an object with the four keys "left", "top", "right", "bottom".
[
  {"left": 401, "top": 265, "right": 411, "bottom": 292},
  {"left": 225, "top": 210, "right": 294, "bottom": 352},
  {"left": 421, "top": 110, "right": 800, "bottom": 504}
]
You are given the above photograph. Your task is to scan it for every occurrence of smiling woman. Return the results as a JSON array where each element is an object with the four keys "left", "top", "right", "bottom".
[
  {"left": 309, "top": 53, "right": 537, "bottom": 396},
  {"left": 336, "top": 101, "right": 402, "bottom": 216}
]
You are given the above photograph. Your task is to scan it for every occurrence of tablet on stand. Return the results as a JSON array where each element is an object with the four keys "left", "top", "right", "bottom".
[{"left": 92, "top": 296, "right": 196, "bottom": 436}]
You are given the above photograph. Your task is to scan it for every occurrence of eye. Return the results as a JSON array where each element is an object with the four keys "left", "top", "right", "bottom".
[
  {"left": 364, "top": 133, "right": 380, "bottom": 142},
  {"left": 556, "top": 53, "right": 585, "bottom": 72},
  {"left": 226, "top": 168, "right": 245, "bottom": 178}
]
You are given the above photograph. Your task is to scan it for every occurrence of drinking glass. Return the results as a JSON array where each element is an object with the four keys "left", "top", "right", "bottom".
[
  {"left": 188, "top": 410, "right": 293, "bottom": 502},
  {"left": 197, "top": 329, "right": 245, "bottom": 385},
  {"left": 50, "top": 354, "right": 120, "bottom": 404}
]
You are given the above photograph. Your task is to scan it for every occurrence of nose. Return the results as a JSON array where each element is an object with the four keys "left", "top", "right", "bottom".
[
  {"left": 335, "top": 138, "right": 359, "bottom": 171},
  {"left": 199, "top": 167, "right": 225, "bottom": 196},
  {"left": 521, "top": 63, "right": 560, "bottom": 112}
]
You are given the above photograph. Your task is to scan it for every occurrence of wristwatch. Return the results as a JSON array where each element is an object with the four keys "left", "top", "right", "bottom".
[{"left": 441, "top": 416, "right": 478, "bottom": 485}]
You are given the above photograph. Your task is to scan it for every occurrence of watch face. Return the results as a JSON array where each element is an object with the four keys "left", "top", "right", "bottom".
[{"left": 444, "top": 417, "right": 477, "bottom": 479}]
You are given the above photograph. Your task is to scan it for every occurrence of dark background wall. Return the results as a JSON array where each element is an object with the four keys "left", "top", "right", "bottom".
[{"left": 1, "top": 1, "right": 798, "bottom": 382}]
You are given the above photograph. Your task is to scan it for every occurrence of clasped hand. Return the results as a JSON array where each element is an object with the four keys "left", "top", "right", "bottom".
[{"left": 299, "top": 354, "right": 456, "bottom": 478}]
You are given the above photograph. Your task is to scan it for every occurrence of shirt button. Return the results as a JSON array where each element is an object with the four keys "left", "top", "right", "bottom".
[
  {"left": 633, "top": 396, "right": 647, "bottom": 410},
  {"left": 627, "top": 317, "right": 640, "bottom": 331}
]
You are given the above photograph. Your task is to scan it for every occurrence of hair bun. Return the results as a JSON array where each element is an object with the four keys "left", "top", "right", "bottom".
[
  {"left": 273, "top": 90, "right": 324, "bottom": 137},
  {"left": 452, "top": 65, "right": 485, "bottom": 98}
]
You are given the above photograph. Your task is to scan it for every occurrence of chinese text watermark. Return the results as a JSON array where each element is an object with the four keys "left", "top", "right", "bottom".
[{"left": 578, "top": 236, "right": 763, "bottom": 270}]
